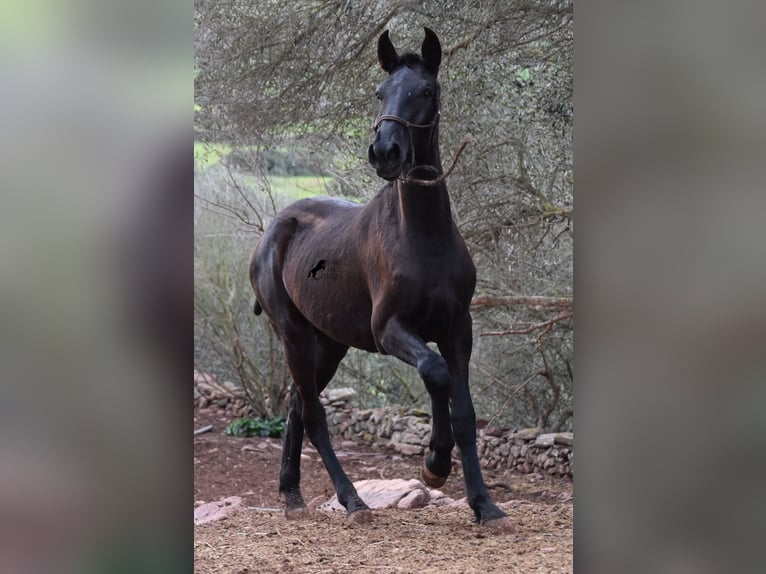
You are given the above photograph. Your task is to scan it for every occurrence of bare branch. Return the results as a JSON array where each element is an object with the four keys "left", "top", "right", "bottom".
[
  {"left": 479, "top": 311, "right": 572, "bottom": 338},
  {"left": 471, "top": 295, "right": 573, "bottom": 310}
]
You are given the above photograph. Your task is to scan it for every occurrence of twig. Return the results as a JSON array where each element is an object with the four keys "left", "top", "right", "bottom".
[
  {"left": 471, "top": 295, "right": 573, "bottom": 310},
  {"left": 194, "top": 425, "right": 214, "bottom": 435},
  {"left": 485, "top": 371, "right": 540, "bottom": 428},
  {"left": 479, "top": 311, "right": 573, "bottom": 338}
]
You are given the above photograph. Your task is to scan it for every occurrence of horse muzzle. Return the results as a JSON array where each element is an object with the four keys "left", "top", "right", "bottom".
[{"left": 368, "top": 141, "right": 405, "bottom": 181}]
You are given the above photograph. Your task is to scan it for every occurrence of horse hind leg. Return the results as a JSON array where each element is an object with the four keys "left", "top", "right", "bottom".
[
  {"left": 279, "top": 384, "right": 307, "bottom": 518},
  {"left": 282, "top": 325, "right": 370, "bottom": 522}
]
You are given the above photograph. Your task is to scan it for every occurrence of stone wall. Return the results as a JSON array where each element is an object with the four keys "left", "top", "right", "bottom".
[
  {"left": 193, "top": 376, "right": 573, "bottom": 480},
  {"left": 321, "top": 388, "right": 573, "bottom": 480}
]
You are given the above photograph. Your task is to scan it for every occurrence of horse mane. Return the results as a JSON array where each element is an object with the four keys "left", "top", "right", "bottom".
[{"left": 394, "top": 52, "right": 426, "bottom": 70}]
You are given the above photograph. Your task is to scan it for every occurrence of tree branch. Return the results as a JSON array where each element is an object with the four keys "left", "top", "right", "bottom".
[
  {"left": 479, "top": 311, "right": 573, "bottom": 338},
  {"left": 471, "top": 295, "right": 573, "bottom": 310}
]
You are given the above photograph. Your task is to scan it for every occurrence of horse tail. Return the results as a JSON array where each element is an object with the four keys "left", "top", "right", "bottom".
[{"left": 253, "top": 300, "right": 263, "bottom": 316}]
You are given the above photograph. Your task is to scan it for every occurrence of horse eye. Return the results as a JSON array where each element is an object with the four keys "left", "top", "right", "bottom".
[
  {"left": 375, "top": 91, "right": 382, "bottom": 101},
  {"left": 423, "top": 89, "right": 433, "bottom": 98}
]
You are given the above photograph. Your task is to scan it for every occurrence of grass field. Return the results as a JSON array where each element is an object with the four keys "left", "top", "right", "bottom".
[
  {"left": 195, "top": 142, "right": 332, "bottom": 200},
  {"left": 258, "top": 175, "right": 332, "bottom": 200}
]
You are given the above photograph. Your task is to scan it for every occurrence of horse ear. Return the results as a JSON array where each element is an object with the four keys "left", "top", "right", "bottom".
[
  {"left": 377, "top": 30, "right": 399, "bottom": 73},
  {"left": 421, "top": 27, "right": 441, "bottom": 74}
]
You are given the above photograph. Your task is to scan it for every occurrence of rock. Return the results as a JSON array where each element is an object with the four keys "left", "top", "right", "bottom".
[
  {"left": 222, "top": 381, "right": 243, "bottom": 396},
  {"left": 320, "top": 479, "right": 428, "bottom": 511},
  {"left": 554, "top": 432, "right": 573, "bottom": 446},
  {"left": 513, "top": 428, "right": 543, "bottom": 440},
  {"left": 194, "top": 496, "right": 243, "bottom": 525},
  {"left": 323, "top": 388, "right": 357, "bottom": 403},
  {"left": 393, "top": 442, "right": 423, "bottom": 456},
  {"left": 429, "top": 496, "right": 455, "bottom": 507},
  {"left": 483, "top": 426, "right": 504, "bottom": 437},
  {"left": 534, "top": 433, "right": 557, "bottom": 447},
  {"left": 199, "top": 397, "right": 210, "bottom": 409},
  {"left": 400, "top": 432, "right": 422, "bottom": 445},
  {"left": 397, "top": 489, "right": 430, "bottom": 509}
]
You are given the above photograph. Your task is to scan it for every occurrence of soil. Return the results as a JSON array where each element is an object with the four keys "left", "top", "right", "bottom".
[{"left": 194, "top": 408, "right": 573, "bottom": 573}]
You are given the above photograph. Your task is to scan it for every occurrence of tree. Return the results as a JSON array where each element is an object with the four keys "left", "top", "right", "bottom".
[{"left": 194, "top": 0, "right": 573, "bottom": 429}]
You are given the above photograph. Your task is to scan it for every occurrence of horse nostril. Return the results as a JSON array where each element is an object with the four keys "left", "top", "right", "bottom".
[
  {"left": 368, "top": 144, "right": 377, "bottom": 165},
  {"left": 386, "top": 144, "right": 400, "bottom": 163}
]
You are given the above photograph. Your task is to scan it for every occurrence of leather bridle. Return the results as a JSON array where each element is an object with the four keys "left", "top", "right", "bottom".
[{"left": 371, "top": 93, "right": 441, "bottom": 175}]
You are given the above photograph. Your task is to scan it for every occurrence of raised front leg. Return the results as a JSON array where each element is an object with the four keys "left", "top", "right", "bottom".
[
  {"left": 439, "top": 314, "right": 512, "bottom": 529},
  {"left": 375, "top": 316, "right": 455, "bottom": 487}
]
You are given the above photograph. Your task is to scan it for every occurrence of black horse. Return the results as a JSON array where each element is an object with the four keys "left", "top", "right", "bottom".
[{"left": 250, "top": 27, "right": 510, "bottom": 529}]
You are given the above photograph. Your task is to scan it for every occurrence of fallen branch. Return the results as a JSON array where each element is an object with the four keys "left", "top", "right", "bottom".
[
  {"left": 471, "top": 295, "right": 573, "bottom": 311},
  {"left": 194, "top": 425, "right": 214, "bottom": 436}
]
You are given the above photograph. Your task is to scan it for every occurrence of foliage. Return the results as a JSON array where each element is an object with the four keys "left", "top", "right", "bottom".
[
  {"left": 194, "top": 1, "right": 573, "bottom": 430},
  {"left": 225, "top": 416, "right": 286, "bottom": 438}
]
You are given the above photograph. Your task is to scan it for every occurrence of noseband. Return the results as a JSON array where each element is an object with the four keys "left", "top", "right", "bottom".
[{"left": 372, "top": 96, "right": 441, "bottom": 180}]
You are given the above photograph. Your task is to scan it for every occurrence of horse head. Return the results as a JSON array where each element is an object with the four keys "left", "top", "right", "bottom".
[{"left": 368, "top": 27, "right": 442, "bottom": 181}]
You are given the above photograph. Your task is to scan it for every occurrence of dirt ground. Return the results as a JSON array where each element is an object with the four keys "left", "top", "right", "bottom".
[{"left": 194, "top": 408, "right": 573, "bottom": 573}]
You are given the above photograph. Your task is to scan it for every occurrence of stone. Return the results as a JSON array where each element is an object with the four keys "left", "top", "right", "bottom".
[
  {"left": 323, "top": 387, "right": 357, "bottom": 403},
  {"left": 319, "top": 479, "right": 428, "bottom": 511},
  {"left": 393, "top": 442, "right": 423, "bottom": 456},
  {"left": 397, "top": 489, "right": 430, "bottom": 509},
  {"left": 483, "top": 426, "right": 504, "bottom": 437},
  {"left": 400, "top": 432, "right": 422, "bottom": 445},
  {"left": 534, "top": 433, "right": 557, "bottom": 447},
  {"left": 194, "top": 496, "right": 243, "bottom": 525},
  {"left": 429, "top": 496, "right": 455, "bottom": 507},
  {"left": 513, "top": 427, "right": 543, "bottom": 441},
  {"left": 554, "top": 432, "right": 573, "bottom": 446}
]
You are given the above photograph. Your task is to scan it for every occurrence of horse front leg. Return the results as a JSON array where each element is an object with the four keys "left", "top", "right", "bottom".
[
  {"left": 375, "top": 317, "right": 455, "bottom": 488},
  {"left": 439, "top": 314, "right": 512, "bottom": 529}
]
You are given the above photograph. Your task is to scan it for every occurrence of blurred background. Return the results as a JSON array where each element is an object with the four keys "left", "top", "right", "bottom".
[{"left": 0, "top": 0, "right": 189, "bottom": 572}]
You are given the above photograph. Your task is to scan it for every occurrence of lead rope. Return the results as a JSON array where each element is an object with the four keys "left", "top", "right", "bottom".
[{"left": 402, "top": 133, "right": 474, "bottom": 187}]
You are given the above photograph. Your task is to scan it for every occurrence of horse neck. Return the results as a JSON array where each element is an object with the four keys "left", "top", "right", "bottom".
[{"left": 395, "top": 126, "right": 453, "bottom": 237}]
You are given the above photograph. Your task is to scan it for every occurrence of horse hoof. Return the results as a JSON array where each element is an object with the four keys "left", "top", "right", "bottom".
[
  {"left": 285, "top": 506, "right": 308, "bottom": 520},
  {"left": 346, "top": 509, "right": 373, "bottom": 524},
  {"left": 421, "top": 464, "right": 448, "bottom": 488},
  {"left": 480, "top": 516, "right": 515, "bottom": 533}
]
